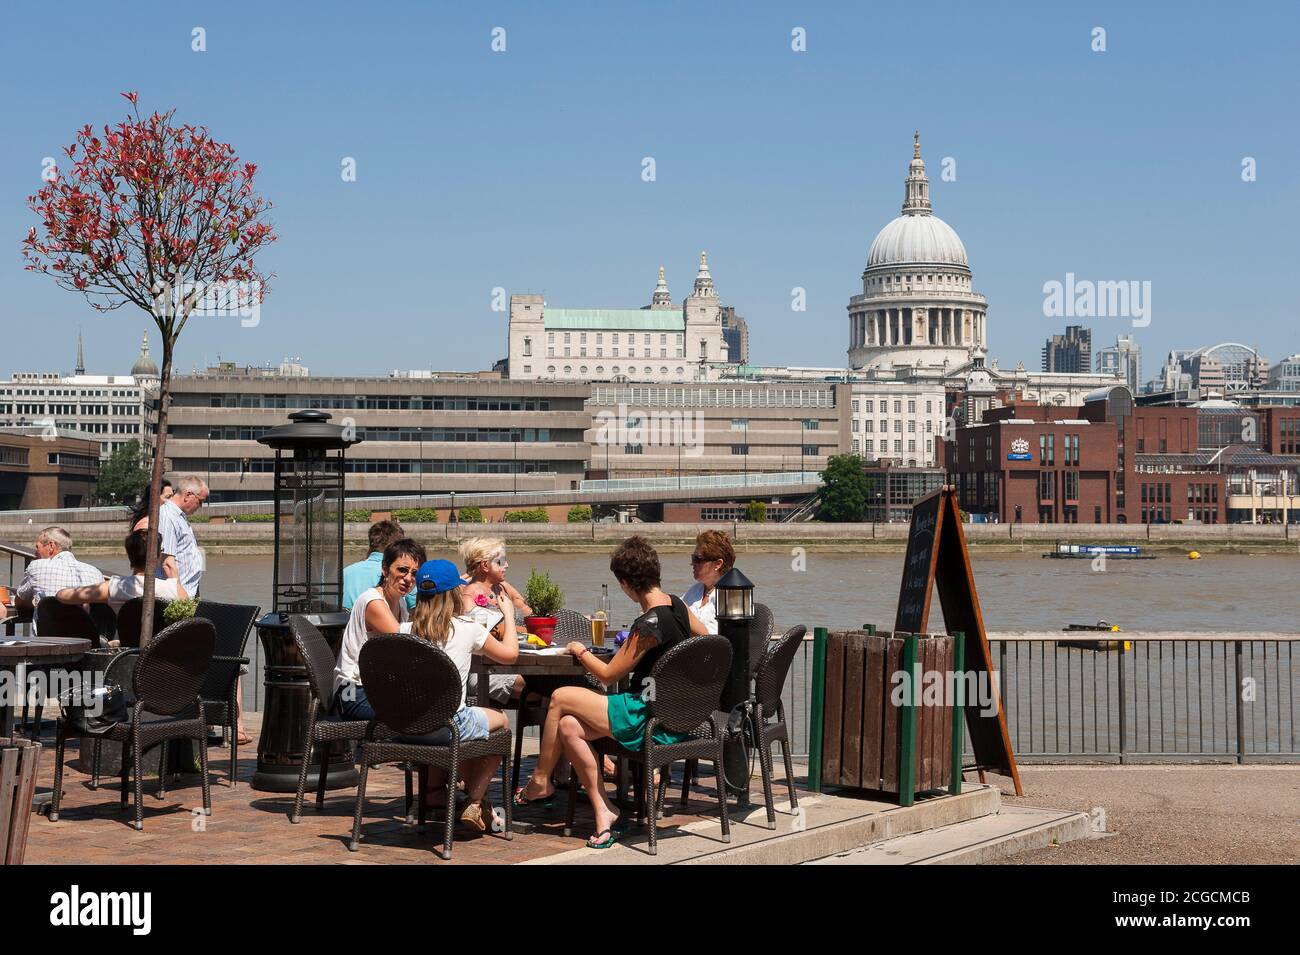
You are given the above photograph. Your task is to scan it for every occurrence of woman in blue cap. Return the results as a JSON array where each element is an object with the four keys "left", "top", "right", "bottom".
[{"left": 404, "top": 558, "right": 520, "bottom": 832}]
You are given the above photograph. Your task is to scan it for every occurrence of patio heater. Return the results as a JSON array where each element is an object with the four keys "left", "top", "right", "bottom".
[
  {"left": 251, "top": 409, "right": 359, "bottom": 792},
  {"left": 715, "top": 566, "right": 755, "bottom": 804}
]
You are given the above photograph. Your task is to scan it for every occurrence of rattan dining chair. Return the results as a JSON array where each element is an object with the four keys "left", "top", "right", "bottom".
[
  {"left": 115, "top": 597, "right": 167, "bottom": 648},
  {"left": 49, "top": 617, "right": 216, "bottom": 831},
  {"left": 194, "top": 600, "right": 259, "bottom": 787},
  {"left": 351, "top": 634, "right": 513, "bottom": 860},
  {"left": 569, "top": 635, "right": 732, "bottom": 856},
  {"left": 26, "top": 600, "right": 100, "bottom": 736},
  {"left": 287, "top": 615, "right": 414, "bottom": 823},
  {"left": 749, "top": 624, "right": 806, "bottom": 828}
]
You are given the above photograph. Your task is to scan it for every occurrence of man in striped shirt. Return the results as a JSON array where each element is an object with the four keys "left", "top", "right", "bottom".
[
  {"left": 15, "top": 526, "right": 104, "bottom": 633},
  {"left": 158, "top": 475, "right": 208, "bottom": 597}
]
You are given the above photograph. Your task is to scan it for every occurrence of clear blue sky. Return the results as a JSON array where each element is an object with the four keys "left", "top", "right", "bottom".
[{"left": 2, "top": 0, "right": 1297, "bottom": 380}]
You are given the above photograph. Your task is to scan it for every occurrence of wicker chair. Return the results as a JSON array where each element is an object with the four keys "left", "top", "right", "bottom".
[
  {"left": 509, "top": 607, "right": 605, "bottom": 796},
  {"left": 26, "top": 601, "right": 100, "bottom": 736},
  {"left": 749, "top": 625, "right": 806, "bottom": 828},
  {"left": 49, "top": 617, "right": 216, "bottom": 831},
  {"left": 88, "top": 603, "right": 117, "bottom": 645},
  {"left": 194, "top": 600, "right": 259, "bottom": 787},
  {"left": 569, "top": 635, "right": 732, "bottom": 856},
  {"left": 85, "top": 648, "right": 140, "bottom": 791},
  {"left": 351, "top": 634, "right": 513, "bottom": 860},
  {"left": 115, "top": 597, "right": 167, "bottom": 648},
  {"left": 288, "top": 615, "right": 414, "bottom": 823}
]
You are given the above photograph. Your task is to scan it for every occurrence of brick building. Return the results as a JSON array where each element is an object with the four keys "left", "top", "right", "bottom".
[
  {"left": 942, "top": 387, "right": 1300, "bottom": 524},
  {"left": 0, "top": 427, "right": 100, "bottom": 510}
]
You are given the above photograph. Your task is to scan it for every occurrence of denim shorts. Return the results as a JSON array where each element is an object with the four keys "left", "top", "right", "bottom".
[{"left": 395, "top": 706, "right": 490, "bottom": 745}]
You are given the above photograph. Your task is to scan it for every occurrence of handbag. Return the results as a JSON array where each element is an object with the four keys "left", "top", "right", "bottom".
[{"left": 58, "top": 680, "right": 129, "bottom": 735}]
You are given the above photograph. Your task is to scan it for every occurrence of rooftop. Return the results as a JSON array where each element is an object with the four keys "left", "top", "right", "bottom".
[{"left": 542, "top": 308, "right": 683, "bottom": 331}]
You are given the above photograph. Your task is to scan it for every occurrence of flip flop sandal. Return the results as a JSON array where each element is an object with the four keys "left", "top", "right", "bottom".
[
  {"left": 586, "top": 827, "right": 619, "bottom": 849},
  {"left": 611, "top": 817, "right": 630, "bottom": 836},
  {"left": 513, "top": 785, "right": 555, "bottom": 809}
]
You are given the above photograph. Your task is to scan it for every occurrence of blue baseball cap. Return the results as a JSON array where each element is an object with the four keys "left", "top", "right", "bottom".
[{"left": 415, "top": 559, "right": 464, "bottom": 596}]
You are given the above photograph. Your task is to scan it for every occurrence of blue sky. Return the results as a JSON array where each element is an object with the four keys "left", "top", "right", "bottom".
[{"left": 2, "top": 0, "right": 1297, "bottom": 380}]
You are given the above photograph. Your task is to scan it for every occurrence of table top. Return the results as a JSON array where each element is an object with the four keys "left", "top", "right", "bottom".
[
  {"left": 473, "top": 643, "right": 615, "bottom": 674},
  {"left": 0, "top": 636, "right": 93, "bottom": 662}
]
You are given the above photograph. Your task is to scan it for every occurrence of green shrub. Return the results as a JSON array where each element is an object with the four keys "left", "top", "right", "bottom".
[
  {"left": 392, "top": 507, "right": 439, "bottom": 523},
  {"left": 504, "top": 507, "right": 548, "bottom": 523},
  {"left": 235, "top": 513, "right": 276, "bottom": 523},
  {"left": 187, "top": 514, "right": 210, "bottom": 524},
  {"left": 456, "top": 505, "right": 484, "bottom": 523},
  {"left": 163, "top": 597, "right": 199, "bottom": 625},
  {"left": 567, "top": 504, "right": 592, "bottom": 523},
  {"left": 524, "top": 569, "right": 564, "bottom": 617},
  {"left": 344, "top": 509, "right": 372, "bottom": 523},
  {"left": 745, "top": 500, "right": 768, "bottom": 523}
]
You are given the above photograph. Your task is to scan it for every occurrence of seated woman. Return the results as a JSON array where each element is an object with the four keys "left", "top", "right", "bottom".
[
  {"left": 458, "top": 537, "right": 530, "bottom": 706},
  {"left": 402, "top": 559, "right": 519, "bottom": 832},
  {"left": 515, "top": 535, "right": 692, "bottom": 848},
  {"left": 332, "top": 538, "right": 426, "bottom": 721},
  {"left": 56, "top": 528, "right": 186, "bottom": 613},
  {"left": 682, "top": 529, "right": 734, "bottom": 635}
]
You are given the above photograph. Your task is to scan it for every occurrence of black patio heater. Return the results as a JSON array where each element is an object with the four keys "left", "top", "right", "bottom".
[
  {"left": 715, "top": 566, "right": 755, "bottom": 805},
  {"left": 251, "top": 410, "right": 359, "bottom": 792}
]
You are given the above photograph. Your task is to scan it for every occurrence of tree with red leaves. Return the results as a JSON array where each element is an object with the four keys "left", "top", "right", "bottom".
[{"left": 23, "top": 91, "right": 276, "bottom": 642}]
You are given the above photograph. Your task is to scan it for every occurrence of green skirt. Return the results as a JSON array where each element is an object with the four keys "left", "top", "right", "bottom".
[{"left": 606, "top": 692, "right": 690, "bottom": 751}]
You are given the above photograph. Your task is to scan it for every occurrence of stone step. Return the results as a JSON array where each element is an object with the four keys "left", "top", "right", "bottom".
[{"left": 805, "top": 804, "right": 1091, "bottom": 865}]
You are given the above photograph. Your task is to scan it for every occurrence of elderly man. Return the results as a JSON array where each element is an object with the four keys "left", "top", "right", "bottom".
[
  {"left": 158, "top": 475, "right": 208, "bottom": 598},
  {"left": 15, "top": 526, "right": 104, "bottom": 632}
]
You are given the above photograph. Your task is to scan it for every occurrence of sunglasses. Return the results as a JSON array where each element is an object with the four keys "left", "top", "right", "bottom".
[
  {"left": 489, "top": 555, "right": 508, "bottom": 568},
  {"left": 391, "top": 565, "right": 418, "bottom": 578},
  {"left": 690, "top": 554, "right": 717, "bottom": 564}
]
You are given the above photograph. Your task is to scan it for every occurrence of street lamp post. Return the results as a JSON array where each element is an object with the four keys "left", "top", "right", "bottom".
[
  {"left": 800, "top": 419, "right": 806, "bottom": 477},
  {"left": 513, "top": 432, "right": 519, "bottom": 495}
]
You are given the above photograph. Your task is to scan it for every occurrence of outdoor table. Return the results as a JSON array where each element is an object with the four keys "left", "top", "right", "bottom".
[
  {"left": 470, "top": 639, "right": 617, "bottom": 682},
  {"left": 0, "top": 636, "right": 92, "bottom": 739}
]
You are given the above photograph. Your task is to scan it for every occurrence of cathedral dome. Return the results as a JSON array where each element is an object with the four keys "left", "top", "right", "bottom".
[
  {"left": 867, "top": 214, "right": 968, "bottom": 270},
  {"left": 131, "top": 332, "right": 159, "bottom": 379}
]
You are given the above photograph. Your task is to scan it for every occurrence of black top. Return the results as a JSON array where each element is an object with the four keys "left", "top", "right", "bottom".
[{"left": 627, "top": 594, "right": 691, "bottom": 693}]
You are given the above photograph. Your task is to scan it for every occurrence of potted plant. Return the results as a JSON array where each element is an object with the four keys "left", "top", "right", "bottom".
[{"left": 523, "top": 570, "right": 564, "bottom": 644}]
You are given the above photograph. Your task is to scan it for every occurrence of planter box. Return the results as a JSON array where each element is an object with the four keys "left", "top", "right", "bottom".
[{"left": 820, "top": 629, "right": 956, "bottom": 798}]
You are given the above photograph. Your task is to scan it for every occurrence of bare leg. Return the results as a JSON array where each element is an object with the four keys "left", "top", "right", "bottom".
[
  {"left": 236, "top": 680, "right": 249, "bottom": 741},
  {"left": 462, "top": 708, "right": 509, "bottom": 802},
  {"left": 559, "top": 715, "right": 619, "bottom": 838},
  {"left": 523, "top": 686, "right": 610, "bottom": 799}
]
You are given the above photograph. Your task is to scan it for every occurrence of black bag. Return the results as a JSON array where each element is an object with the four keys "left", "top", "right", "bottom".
[{"left": 58, "top": 681, "right": 129, "bottom": 735}]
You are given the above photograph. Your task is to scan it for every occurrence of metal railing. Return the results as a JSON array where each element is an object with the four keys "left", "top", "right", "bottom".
[
  {"left": 0, "top": 540, "right": 34, "bottom": 593},
  {"left": 777, "top": 631, "right": 1299, "bottom": 763}
]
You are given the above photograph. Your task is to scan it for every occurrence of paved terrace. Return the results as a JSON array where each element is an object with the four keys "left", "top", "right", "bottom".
[{"left": 25, "top": 712, "right": 1002, "bottom": 866}]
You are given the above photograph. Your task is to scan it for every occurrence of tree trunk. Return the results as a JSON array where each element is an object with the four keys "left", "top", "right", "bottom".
[{"left": 139, "top": 336, "right": 173, "bottom": 647}]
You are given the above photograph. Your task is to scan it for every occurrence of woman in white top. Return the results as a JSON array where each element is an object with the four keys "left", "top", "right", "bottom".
[
  {"left": 681, "top": 530, "right": 735, "bottom": 636},
  {"left": 56, "top": 529, "right": 187, "bottom": 614},
  {"left": 333, "top": 539, "right": 426, "bottom": 721},
  {"left": 403, "top": 559, "right": 519, "bottom": 831}
]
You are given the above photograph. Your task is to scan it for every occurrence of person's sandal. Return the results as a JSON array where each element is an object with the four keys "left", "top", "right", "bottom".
[
  {"left": 513, "top": 784, "right": 555, "bottom": 809},
  {"left": 458, "top": 801, "right": 487, "bottom": 833},
  {"left": 586, "top": 827, "right": 619, "bottom": 849}
]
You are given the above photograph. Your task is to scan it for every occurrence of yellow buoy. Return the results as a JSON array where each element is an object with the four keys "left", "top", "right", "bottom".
[{"left": 1188, "top": 550, "right": 1201, "bottom": 560}]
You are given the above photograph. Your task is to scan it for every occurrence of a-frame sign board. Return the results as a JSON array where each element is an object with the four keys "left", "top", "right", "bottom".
[{"left": 895, "top": 486, "right": 1022, "bottom": 795}]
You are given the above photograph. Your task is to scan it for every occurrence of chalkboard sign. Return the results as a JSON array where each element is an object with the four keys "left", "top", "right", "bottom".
[
  {"left": 894, "top": 487, "right": 1022, "bottom": 795},
  {"left": 895, "top": 489, "right": 942, "bottom": 634}
]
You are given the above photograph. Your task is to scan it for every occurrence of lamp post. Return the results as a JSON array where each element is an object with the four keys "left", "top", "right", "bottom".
[
  {"left": 449, "top": 489, "right": 457, "bottom": 525},
  {"left": 800, "top": 419, "right": 806, "bottom": 477},
  {"left": 513, "top": 432, "right": 519, "bottom": 495},
  {"left": 715, "top": 566, "right": 755, "bottom": 804}
]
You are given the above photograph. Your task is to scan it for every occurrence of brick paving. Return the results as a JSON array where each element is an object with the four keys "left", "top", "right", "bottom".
[{"left": 23, "top": 720, "right": 742, "bottom": 865}]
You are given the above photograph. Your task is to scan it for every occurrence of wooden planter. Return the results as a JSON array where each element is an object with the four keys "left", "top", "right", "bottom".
[
  {"left": 1, "top": 738, "right": 41, "bottom": 865},
  {"left": 818, "top": 628, "right": 962, "bottom": 804}
]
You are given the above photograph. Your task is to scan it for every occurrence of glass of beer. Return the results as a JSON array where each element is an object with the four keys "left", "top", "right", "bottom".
[{"left": 590, "top": 611, "right": 607, "bottom": 647}]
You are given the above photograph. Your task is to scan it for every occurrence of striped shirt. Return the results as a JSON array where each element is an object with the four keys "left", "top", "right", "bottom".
[
  {"left": 17, "top": 551, "right": 104, "bottom": 634},
  {"left": 158, "top": 499, "right": 204, "bottom": 596}
]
